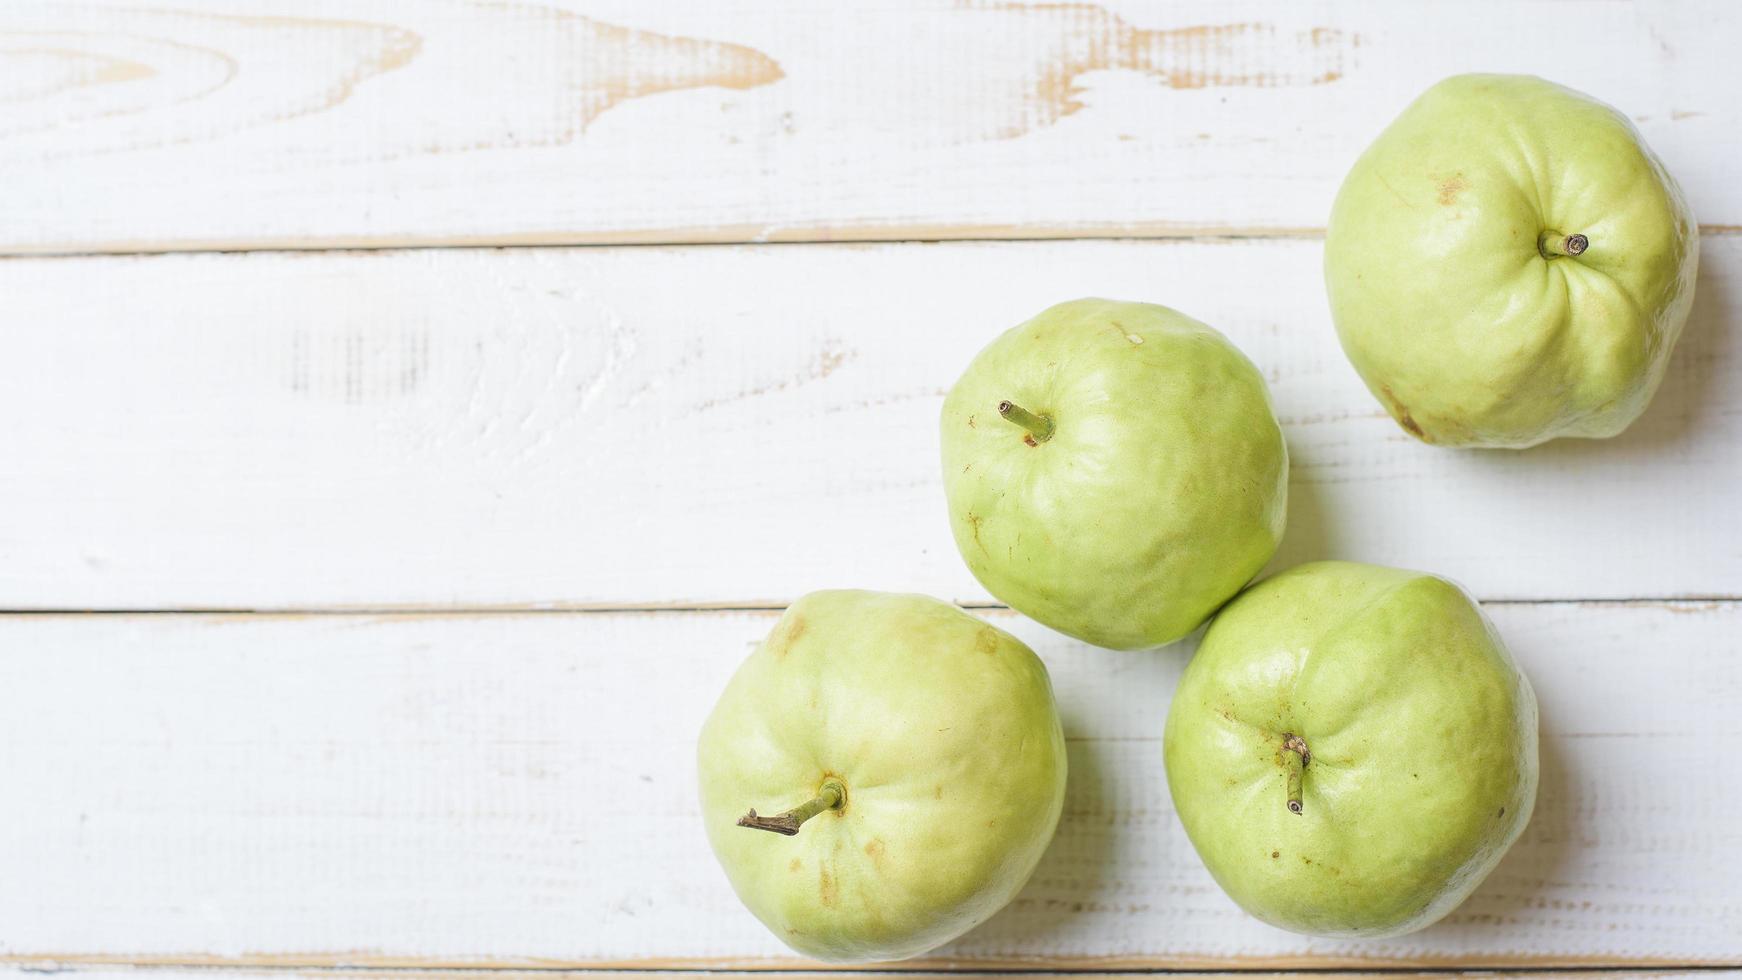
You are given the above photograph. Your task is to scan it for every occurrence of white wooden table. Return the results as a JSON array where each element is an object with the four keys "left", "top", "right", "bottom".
[{"left": 2, "top": 1, "right": 1738, "bottom": 977}]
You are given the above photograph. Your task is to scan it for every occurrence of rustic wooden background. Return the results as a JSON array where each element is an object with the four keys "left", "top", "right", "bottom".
[{"left": 2, "top": 1, "right": 1738, "bottom": 977}]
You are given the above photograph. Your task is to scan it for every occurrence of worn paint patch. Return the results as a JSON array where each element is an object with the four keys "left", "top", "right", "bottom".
[
  {"left": 964, "top": 2, "right": 1357, "bottom": 137},
  {"left": 0, "top": 48, "right": 154, "bottom": 103},
  {"left": 300, "top": 14, "right": 420, "bottom": 103},
  {"left": 6, "top": 3, "right": 778, "bottom": 155},
  {"left": 497, "top": 1, "right": 784, "bottom": 133},
  {"left": 0, "top": 13, "right": 415, "bottom": 149}
]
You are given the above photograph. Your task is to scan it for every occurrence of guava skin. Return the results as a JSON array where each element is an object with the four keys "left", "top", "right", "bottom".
[
  {"left": 697, "top": 590, "right": 1068, "bottom": 962},
  {"left": 940, "top": 298, "right": 1288, "bottom": 651},
  {"left": 1163, "top": 561, "right": 1539, "bottom": 938},
  {"left": 1325, "top": 74, "right": 1698, "bottom": 448}
]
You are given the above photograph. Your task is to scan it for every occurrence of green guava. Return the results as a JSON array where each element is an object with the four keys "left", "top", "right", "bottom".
[
  {"left": 1325, "top": 74, "right": 1698, "bottom": 447},
  {"left": 940, "top": 298, "right": 1288, "bottom": 650},
  {"left": 1164, "top": 561, "right": 1539, "bottom": 937},
  {"left": 697, "top": 590, "right": 1067, "bottom": 962}
]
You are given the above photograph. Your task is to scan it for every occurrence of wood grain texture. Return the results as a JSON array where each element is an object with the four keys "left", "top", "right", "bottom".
[
  {"left": 0, "top": 603, "right": 1737, "bottom": 966},
  {"left": 2, "top": 237, "right": 1736, "bottom": 609},
  {"left": 2, "top": 0, "right": 1739, "bottom": 252}
]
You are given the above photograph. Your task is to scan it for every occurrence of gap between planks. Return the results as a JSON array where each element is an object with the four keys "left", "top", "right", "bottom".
[
  {"left": 2, "top": 225, "right": 1739, "bottom": 260},
  {"left": 0, "top": 597, "right": 1735, "bottom": 618},
  {"left": 0, "top": 974, "right": 1735, "bottom": 980},
  {"left": 0, "top": 959, "right": 1737, "bottom": 974},
  {"left": 2, "top": 960, "right": 1739, "bottom": 974}
]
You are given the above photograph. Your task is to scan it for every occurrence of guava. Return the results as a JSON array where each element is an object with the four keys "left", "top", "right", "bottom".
[
  {"left": 941, "top": 298, "right": 1288, "bottom": 649},
  {"left": 1325, "top": 74, "right": 1698, "bottom": 447},
  {"left": 1164, "top": 561, "right": 1539, "bottom": 937},
  {"left": 697, "top": 590, "right": 1067, "bottom": 961}
]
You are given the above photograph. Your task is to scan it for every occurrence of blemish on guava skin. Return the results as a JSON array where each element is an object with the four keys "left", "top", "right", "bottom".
[
  {"left": 1498, "top": 806, "right": 1506, "bottom": 818},
  {"left": 1106, "top": 320, "right": 1144, "bottom": 346},
  {"left": 1271, "top": 850, "right": 1279, "bottom": 859},
  {"left": 1023, "top": 434, "right": 1039, "bottom": 447},
  {"left": 933, "top": 784, "right": 944, "bottom": 799},
  {"left": 789, "top": 858, "right": 802, "bottom": 872},
  {"left": 967, "top": 414, "right": 976, "bottom": 429},
  {"left": 1380, "top": 384, "right": 1428, "bottom": 440},
  {"left": 1436, "top": 172, "right": 1468, "bottom": 206},
  {"left": 818, "top": 866, "right": 838, "bottom": 907},
  {"left": 976, "top": 627, "right": 999, "bottom": 655},
  {"left": 864, "top": 838, "right": 886, "bottom": 866},
  {"left": 966, "top": 512, "right": 988, "bottom": 554},
  {"left": 770, "top": 615, "right": 806, "bottom": 657}
]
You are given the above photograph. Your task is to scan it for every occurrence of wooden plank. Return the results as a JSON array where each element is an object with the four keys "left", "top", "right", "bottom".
[
  {"left": 0, "top": 967, "right": 1728, "bottom": 974},
  {"left": 2, "top": 0, "right": 1739, "bottom": 252},
  {"left": 2, "top": 237, "right": 1737, "bottom": 609},
  {"left": 0, "top": 603, "right": 1736, "bottom": 967},
  {"left": 3, "top": 967, "right": 1728, "bottom": 974}
]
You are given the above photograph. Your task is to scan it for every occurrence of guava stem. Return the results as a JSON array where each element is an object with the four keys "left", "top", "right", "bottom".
[
  {"left": 1281, "top": 734, "right": 1310, "bottom": 815},
  {"left": 997, "top": 400, "right": 1054, "bottom": 443},
  {"left": 1539, "top": 231, "right": 1589, "bottom": 258},
  {"left": 737, "top": 779, "right": 846, "bottom": 836}
]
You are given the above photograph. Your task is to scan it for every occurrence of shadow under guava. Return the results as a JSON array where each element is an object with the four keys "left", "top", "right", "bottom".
[
  {"left": 1264, "top": 441, "right": 1340, "bottom": 576},
  {"left": 921, "top": 251, "right": 1728, "bottom": 956},
  {"left": 936, "top": 642, "right": 1191, "bottom": 956},
  {"left": 1446, "top": 248, "right": 1734, "bottom": 468},
  {"left": 1416, "top": 698, "right": 1575, "bottom": 939},
  {"left": 941, "top": 662, "right": 1573, "bottom": 958},
  {"left": 1263, "top": 250, "right": 1731, "bottom": 606}
]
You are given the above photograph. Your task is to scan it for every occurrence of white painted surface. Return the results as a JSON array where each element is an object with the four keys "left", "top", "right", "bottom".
[
  {"left": 1, "top": 238, "right": 1736, "bottom": 610},
  {"left": 0, "top": 1, "right": 1738, "bottom": 252},
  {"left": 0, "top": 604, "right": 1737, "bottom": 966},
  {"left": 5, "top": 0, "right": 1739, "bottom": 970}
]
